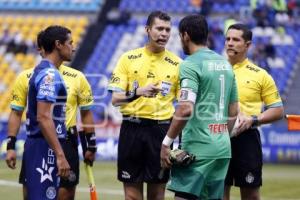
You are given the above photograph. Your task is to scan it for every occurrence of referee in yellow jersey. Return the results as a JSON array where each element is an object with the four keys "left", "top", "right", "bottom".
[
  {"left": 223, "top": 24, "right": 284, "bottom": 200},
  {"left": 5, "top": 31, "right": 96, "bottom": 200},
  {"left": 108, "top": 11, "right": 181, "bottom": 200}
]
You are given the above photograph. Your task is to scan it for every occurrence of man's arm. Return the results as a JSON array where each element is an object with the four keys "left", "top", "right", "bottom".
[
  {"left": 111, "top": 83, "right": 162, "bottom": 106},
  {"left": 5, "top": 109, "right": 23, "bottom": 169},
  {"left": 227, "top": 102, "right": 239, "bottom": 134},
  {"left": 80, "top": 109, "right": 96, "bottom": 166},
  {"left": 160, "top": 101, "right": 194, "bottom": 168},
  {"left": 237, "top": 106, "right": 284, "bottom": 133},
  {"left": 37, "top": 102, "right": 70, "bottom": 178}
]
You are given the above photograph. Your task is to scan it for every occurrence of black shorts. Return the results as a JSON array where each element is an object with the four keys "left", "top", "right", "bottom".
[
  {"left": 19, "top": 128, "right": 79, "bottom": 188},
  {"left": 118, "top": 117, "right": 171, "bottom": 183},
  {"left": 225, "top": 128, "right": 262, "bottom": 187}
]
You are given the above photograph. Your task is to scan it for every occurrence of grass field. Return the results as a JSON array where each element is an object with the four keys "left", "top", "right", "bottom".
[{"left": 1, "top": 160, "right": 300, "bottom": 200}]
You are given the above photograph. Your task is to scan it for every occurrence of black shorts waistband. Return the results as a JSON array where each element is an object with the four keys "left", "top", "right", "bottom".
[{"left": 122, "top": 115, "right": 171, "bottom": 125}]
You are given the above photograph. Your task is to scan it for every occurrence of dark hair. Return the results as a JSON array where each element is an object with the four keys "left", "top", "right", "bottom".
[
  {"left": 39, "top": 25, "right": 71, "bottom": 53},
  {"left": 179, "top": 15, "right": 208, "bottom": 45},
  {"left": 36, "top": 30, "right": 44, "bottom": 49},
  {"left": 146, "top": 10, "right": 171, "bottom": 27},
  {"left": 227, "top": 23, "right": 252, "bottom": 42}
]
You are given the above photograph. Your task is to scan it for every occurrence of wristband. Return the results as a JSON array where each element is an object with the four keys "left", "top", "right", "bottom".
[
  {"left": 162, "top": 135, "right": 174, "bottom": 147},
  {"left": 125, "top": 80, "right": 140, "bottom": 102},
  {"left": 85, "top": 132, "right": 97, "bottom": 153},
  {"left": 251, "top": 115, "right": 259, "bottom": 128},
  {"left": 6, "top": 136, "right": 16, "bottom": 150}
]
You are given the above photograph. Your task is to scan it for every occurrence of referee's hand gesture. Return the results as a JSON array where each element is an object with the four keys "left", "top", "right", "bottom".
[{"left": 136, "top": 82, "right": 162, "bottom": 97}]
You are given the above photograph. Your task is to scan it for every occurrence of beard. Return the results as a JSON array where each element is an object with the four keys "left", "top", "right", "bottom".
[{"left": 182, "top": 43, "right": 190, "bottom": 55}]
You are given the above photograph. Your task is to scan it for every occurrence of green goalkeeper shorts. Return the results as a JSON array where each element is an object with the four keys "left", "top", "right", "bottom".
[{"left": 167, "top": 158, "right": 230, "bottom": 199}]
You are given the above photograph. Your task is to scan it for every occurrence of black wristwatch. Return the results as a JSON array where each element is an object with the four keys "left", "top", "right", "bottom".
[{"left": 251, "top": 115, "right": 259, "bottom": 128}]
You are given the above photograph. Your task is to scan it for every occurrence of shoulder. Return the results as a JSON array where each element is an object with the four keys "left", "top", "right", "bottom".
[
  {"left": 245, "top": 60, "right": 269, "bottom": 76},
  {"left": 16, "top": 68, "right": 34, "bottom": 81},
  {"left": 122, "top": 48, "right": 144, "bottom": 60}
]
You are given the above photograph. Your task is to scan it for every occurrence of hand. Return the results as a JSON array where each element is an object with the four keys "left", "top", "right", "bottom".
[
  {"left": 56, "top": 154, "right": 70, "bottom": 179},
  {"left": 236, "top": 113, "right": 253, "bottom": 134},
  {"left": 84, "top": 150, "right": 96, "bottom": 166},
  {"left": 160, "top": 144, "right": 172, "bottom": 169},
  {"left": 6, "top": 150, "right": 17, "bottom": 169},
  {"left": 136, "top": 83, "right": 162, "bottom": 98}
]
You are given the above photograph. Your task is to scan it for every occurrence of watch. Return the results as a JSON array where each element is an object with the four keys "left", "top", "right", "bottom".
[{"left": 251, "top": 115, "right": 259, "bottom": 128}]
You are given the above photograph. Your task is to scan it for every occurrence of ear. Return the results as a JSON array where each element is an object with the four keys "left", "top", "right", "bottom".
[
  {"left": 145, "top": 26, "right": 150, "bottom": 33},
  {"left": 55, "top": 40, "right": 62, "bottom": 49},
  {"left": 245, "top": 41, "right": 251, "bottom": 49},
  {"left": 183, "top": 32, "right": 190, "bottom": 42}
]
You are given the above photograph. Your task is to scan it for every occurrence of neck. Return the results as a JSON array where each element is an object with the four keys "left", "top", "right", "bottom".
[
  {"left": 44, "top": 53, "right": 62, "bottom": 68},
  {"left": 189, "top": 43, "right": 207, "bottom": 54},
  {"left": 146, "top": 43, "right": 164, "bottom": 54},
  {"left": 228, "top": 54, "right": 247, "bottom": 66}
]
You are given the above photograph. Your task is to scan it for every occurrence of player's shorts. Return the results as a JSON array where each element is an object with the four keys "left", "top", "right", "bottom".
[
  {"left": 168, "top": 158, "right": 230, "bottom": 199},
  {"left": 118, "top": 116, "right": 171, "bottom": 183},
  {"left": 19, "top": 127, "right": 79, "bottom": 189},
  {"left": 225, "top": 128, "right": 262, "bottom": 187},
  {"left": 59, "top": 126, "right": 79, "bottom": 188},
  {"left": 23, "top": 136, "right": 65, "bottom": 200}
]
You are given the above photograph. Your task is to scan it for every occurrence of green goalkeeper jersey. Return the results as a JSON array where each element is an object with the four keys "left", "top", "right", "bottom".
[{"left": 180, "top": 48, "right": 238, "bottom": 159}]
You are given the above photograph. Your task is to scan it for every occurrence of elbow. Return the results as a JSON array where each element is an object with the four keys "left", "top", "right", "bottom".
[
  {"left": 37, "top": 112, "right": 49, "bottom": 124},
  {"left": 278, "top": 107, "right": 285, "bottom": 120}
]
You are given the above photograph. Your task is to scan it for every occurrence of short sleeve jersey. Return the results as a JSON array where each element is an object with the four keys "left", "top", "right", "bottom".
[
  {"left": 10, "top": 65, "right": 93, "bottom": 129},
  {"left": 108, "top": 47, "right": 181, "bottom": 120},
  {"left": 233, "top": 59, "right": 282, "bottom": 116},
  {"left": 26, "top": 60, "right": 67, "bottom": 138},
  {"left": 180, "top": 48, "right": 238, "bottom": 159}
]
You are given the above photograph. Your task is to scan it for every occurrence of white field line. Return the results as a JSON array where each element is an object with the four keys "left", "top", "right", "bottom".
[{"left": 0, "top": 179, "right": 299, "bottom": 200}]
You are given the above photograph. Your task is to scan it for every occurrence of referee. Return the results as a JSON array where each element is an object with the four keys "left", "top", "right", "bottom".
[
  {"left": 6, "top": 30, "right": 96, "bottom": 200},
  {"left": 108, "top": 11, "right": 181, "bottom": 200},
  {"left": 223, "top": 24, "right": 284, "bottom": 200}
]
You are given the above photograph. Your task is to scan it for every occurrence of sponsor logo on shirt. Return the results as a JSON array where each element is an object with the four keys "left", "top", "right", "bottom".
[
  {"left": 246, "top": 65, "right": 260, "bottom": 72},
  {"left": 207, "top": 61, "right": 231, "bottom": 71},
  {"left": 62, "top": 71, "right": 77, "bottom": 78},
  {"left": 208, "top": 123, "right": 228, "bottom": 134},
  {"left": 110, "top": 73, "right": 120, "bottom": 84},
  {"left": 46, "top": 186, "right": 56, "bottom": 199},
  {"left": 11, "top": 92, "right": 20, "bottom": 101},
  {"left": 164, "top": 57, "right": 179, "bottom": 66},
  {"left": 147, "top": 71, "right": 155, "bottom": 78},
  {"left": 128, "top": 53, "right": 142, "bottom": 59},
  {"left": 26, "top": 73, "right": 32, "bottom": 79}
]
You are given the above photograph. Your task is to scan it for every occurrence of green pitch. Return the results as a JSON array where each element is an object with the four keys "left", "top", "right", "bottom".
[{"left": 0, "top": 160, "right": 300, "bottom": 200}]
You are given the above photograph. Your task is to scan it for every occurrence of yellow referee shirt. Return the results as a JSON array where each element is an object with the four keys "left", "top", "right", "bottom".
[
  {"left": 233, "top": 58, "right": 282, "bottom": 116},
  {"left": 10, "top": 65, "right": 93, "bottom": 129},
  {"left": 108, "top": 47, "right": 181, "bottom": 120}
]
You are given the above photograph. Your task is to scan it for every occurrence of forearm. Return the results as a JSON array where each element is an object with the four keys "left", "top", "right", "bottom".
[
  {"left": 39, "top": 118, "right": 64, "bottom": 157},
  {"left": 227, "top": 102, "right": 239, "bottom": 133},
  {"left": 258, "top": 106, "right": 284, "bottom": 124},
  {"left": 80, "top": 110, "right": 95, "bottom": 133},
  {"left": 8, "top": 110, "right": 23, "bottom": 137}
]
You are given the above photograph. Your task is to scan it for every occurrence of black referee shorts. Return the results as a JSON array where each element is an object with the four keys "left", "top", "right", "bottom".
[
  {"left": 19, "top": 127, "right": 80, "bottom": 188},
  {"left": 118, "top": 117, "right": 171, "bottom": 183},
  {"left": 225, "top": 128, "right": 263, "bottom": 188}
]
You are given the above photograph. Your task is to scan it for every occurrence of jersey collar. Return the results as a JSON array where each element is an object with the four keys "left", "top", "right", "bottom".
[
  {"left": 233, "top": 58, "right": 249, "bottom": 70},
  {"left": 41, "top": 59, "right": 56, "bottom": 68},
  {"left": 143, "top": 46, "right": 165, "bottom": 57}
]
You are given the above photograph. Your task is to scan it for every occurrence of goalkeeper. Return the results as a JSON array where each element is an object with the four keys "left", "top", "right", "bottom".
[{"left": 160, "top": 15, "right": 239, "bottom": 200}]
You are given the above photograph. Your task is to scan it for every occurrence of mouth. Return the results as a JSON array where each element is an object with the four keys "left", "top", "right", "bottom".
[
  {"left": 227, "top": 49, "right": 237, "bottom": 54},
  {"left": 156, "top": 39, "right": 167, "bottom": 45}
]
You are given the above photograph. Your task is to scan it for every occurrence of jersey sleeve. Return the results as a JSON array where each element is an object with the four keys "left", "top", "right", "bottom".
[
  {"left": 10, "top": 72, "right": 28, "bottom": 111},
  {"left": 261, "top": 73, "right": 282, "bottom": 107},
  {"left": 78, "top": 73, "right": 94, "bottom": 110},
  {"left": 229, "top": 75, "right": 239, "bottom": 103},
  {"left": 107, "top": 54, "right": 128, "bottom": 92},
  {"left": 179, "top": 60, "right": 199, "bottom": 93},
  {"left": 35, "top": 70, "right": 62, "bottom": 103}
]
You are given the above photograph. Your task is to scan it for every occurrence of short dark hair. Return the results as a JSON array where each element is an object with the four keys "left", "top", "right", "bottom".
[
  {"left": 36, "top": 30, "right": 44, "bottom": 49},
  {"left": 39, "top": 25, "right": 71, "bottom": 53},
  {"left": 179, "top": 15, "right": 208, "bottom": 45},
  {"left": 146, "top": 10, "right": 171, "bottom": 26},
  {"left": 227, "top": 23, "right": 252, "bottom": 42}
]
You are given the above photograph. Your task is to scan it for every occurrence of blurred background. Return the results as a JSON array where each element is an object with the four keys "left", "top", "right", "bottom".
[{"left": 0, "top": 0, "right": 300, "bottom": 199}]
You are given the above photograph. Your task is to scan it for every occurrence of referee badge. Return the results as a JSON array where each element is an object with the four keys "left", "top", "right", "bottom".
[{"left": 161, "top": 81, "right": 171, "bottom": 96}]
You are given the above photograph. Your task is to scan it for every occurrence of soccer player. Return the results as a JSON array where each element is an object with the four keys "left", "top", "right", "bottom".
[
  {"left": 224, "top": 24, "right": 284, "bottom": 200},
  {"left": 5, "top": 29, "right": 96, "bottom": 199},
  {"left": 108, "top": 11, "right": 181, "bottom": 200},
  {"left": 160, "top": 15, "right": 239, "bottom": 200}
]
